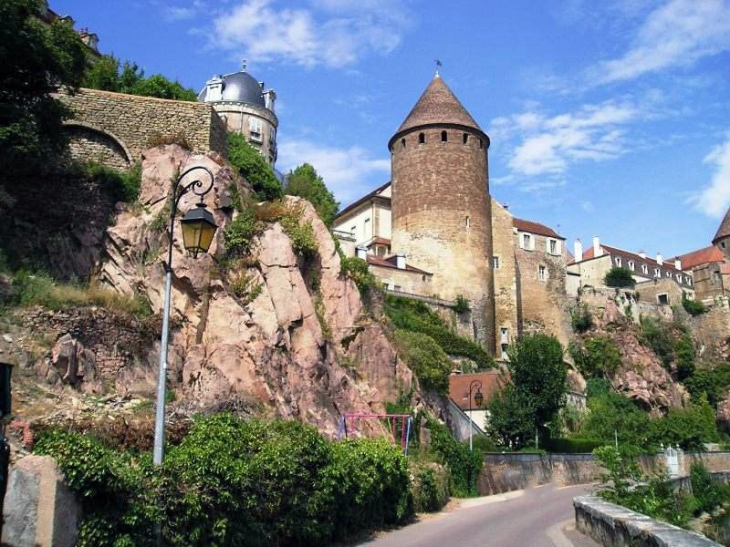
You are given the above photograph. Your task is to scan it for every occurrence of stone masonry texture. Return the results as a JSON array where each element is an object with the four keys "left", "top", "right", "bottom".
[
  {"left": 391, "top": 126, "right": 495, "bottom": 350},
  {"left": 57, "top": 88, "right": 228, "bottom": 166}
]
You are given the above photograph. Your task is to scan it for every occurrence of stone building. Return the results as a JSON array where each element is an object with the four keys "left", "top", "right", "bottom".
[
  {"left": 332, "top": 75, "right": 571, "bottom": 354},
  {"left": 198, "top": 63, "right": 278, "bottom": 166},
  {"left": 568, "top": 237, "right": 695, "bottom": 305}
]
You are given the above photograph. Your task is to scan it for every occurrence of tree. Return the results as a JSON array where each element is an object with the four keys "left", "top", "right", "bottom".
[
  {"left": 604, "top": 266, "right": 635, "bottom": 288},
  {"left": 0, "top": 0, "right": 87, "bottom": 181},
  {"left": 284, "top": 164, "right": 339, "bottom": 226},
  {"left": 487, "top": 334, "right": 567, "bottom": 448},
  {"left": 227, "top": 133, "right": 282, "bottom": 201},
  {"left": 569, "top": 336, "right": 622, "bottom": 379}
]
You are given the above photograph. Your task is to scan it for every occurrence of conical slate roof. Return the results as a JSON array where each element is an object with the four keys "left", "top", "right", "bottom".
[
  {"left": 394, "top": 76, "right": 483, "bottom": 136},
  {"left": 713, "top": 208, "right": 730, "bottom": 243}
]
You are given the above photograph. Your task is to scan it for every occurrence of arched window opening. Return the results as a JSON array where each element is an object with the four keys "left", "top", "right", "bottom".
[
  {"left": 401, "top": 138, "right": 406, "bottom": 149},
  {"left": 441, "top": 131, "right": 447, "bottom": 142},
  {"left": 479, "top": 138, "right": 483, "bottom": 149},
  {"left": 418, "top": 132, "right": 425, "bottom": 144},
  {"left": 463, "top": 133, "right": 468, "bottom": 144},
  {"left": 465, "top": 216, "right": 471, "bottom": 230}
]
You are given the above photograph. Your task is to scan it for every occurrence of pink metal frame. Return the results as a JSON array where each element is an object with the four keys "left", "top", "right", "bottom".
[{"left": 336, "top": 413, "right": 413, "bottom": 454}]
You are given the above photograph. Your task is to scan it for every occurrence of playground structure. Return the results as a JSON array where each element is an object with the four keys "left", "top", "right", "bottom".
[{"left": 336, "top": 413, "right": 413, "bottom": 455}]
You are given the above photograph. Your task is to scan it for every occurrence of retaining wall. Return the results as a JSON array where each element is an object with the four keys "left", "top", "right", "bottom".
[{"left": 574, "top": 496, "right": 720, "bottom": 546}]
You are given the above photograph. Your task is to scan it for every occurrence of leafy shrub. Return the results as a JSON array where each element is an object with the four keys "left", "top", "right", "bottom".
[
  {"left": 640, "top": 316, "right": 674, "bottom": 367},
  {"left": 385, "top": 295, "right": 493, "bottom": 369},
  {"left": 469, "top": 434, "right": 498, "bottom": 453},
  {"left": 570, "top": 304, "right": 593, "bottom": 333},
  {"left": 229, "top": 272, "right": 262, "bottom": 304},
  {"left": 453, "top": 294, "right": 469, "bottom": 313},
  {"left": 585, "top": 377, "right": 612, "bottom": 398},
  {"left": 223, "top": 208, "right": 262, "bottom": 257},
  {"left": 325, "top": 439, "right": 413, "bottom": 537},
  {"left": 569, "top": 336, "right": 622, "bottom": 379},
  {"left": 284, "top": 163, "right": 339, "bottom": 227},
  {"left": 393, "top": 330, "right": 452, "bottom": 395},
  {"left": 83, "top": 161, "right": 142, "bottom": 204},
  {"left": 542, "top": 437, "right": 605, "bottom": 453},
  {"left": 682, "top": 294, "right": 707, "bottom": 316},
  {"left": 690, "top": 462, "right": 730, "bottom": 516},
  {"left": 227, "top": 133, "right": 282, "bottom": 201},
  {"left": 409, "top": 462, "right": 450, "bottom": 512},
  {"left": 340, "top": 256, "right": 378, "bottom": 294},
  {"left": 684, "top": 363, "right": 730, "bottom": 405},
  {"left": 604, "top": 266, "right": 635, "bottom": 288},
  {"left": 280, "top": 209, "right": 318, "bottom": 257},
  {"left": 649, "top": 397, "right": 718, "bottom": 451},
  {"left": 674, "top": 333, "right": 696, "bottom": 380},
  {"left": 426, "top": 417, "right": 483, "bottom": 497}
]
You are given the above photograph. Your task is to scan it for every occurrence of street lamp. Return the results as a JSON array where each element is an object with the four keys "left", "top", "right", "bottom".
[
  {"left": 468, "top": 379, "right": 483, "bottom": 452},
  {"left": 153, "top": 165, "right": 217, "bottom": 466}
]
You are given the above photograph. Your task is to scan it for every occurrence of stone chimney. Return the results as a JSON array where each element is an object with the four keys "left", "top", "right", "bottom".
[
  {"left": 639, "top": 250, "right": 647, "bottom": 259},
  {"left": 675, "top": 257, "right": 682, "bottom": 271},
  {"left": 656, "top": 253, "right": 663, "bottom": 266},
  {"left": 356, "top": 246, "right": 368, "bottom": 260},
  {"left": 204, "top": 75, "right": 224, "bottom": 102},
  {"left": 263, "top": 89, "right": 277, "bottom": 112},
  {"left": 593, "top": 236, "right": 602, "bottom": 257},
  {"left": 574, "top": 239, "right": 583, "bottom": 262},
  {"left": 396, "top": 253, "right": 406, "bottom": 270}
]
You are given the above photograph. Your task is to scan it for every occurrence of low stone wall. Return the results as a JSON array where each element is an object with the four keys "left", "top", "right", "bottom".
[
  {"left": 480, "top": 453, "right": 600, "bottom": 495},
  {"left": 574, "top": 496, "right": 720, "bottom": 546},
  {"left": 56, "top": 88, "right": 228, "bottom": 167}
]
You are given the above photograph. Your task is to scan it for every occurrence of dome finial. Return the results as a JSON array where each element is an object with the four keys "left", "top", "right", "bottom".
[
  {"left": 242, "top": 59, "right": 247, "bottom": 72},
  {"left": 434, "top": 59, "right": 442, "bottom": 78}
]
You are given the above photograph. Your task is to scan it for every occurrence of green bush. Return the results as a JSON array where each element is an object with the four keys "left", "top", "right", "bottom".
[
  {"left": 585, "top": 377, "right": 612, "bottom": 398},
  {"left": 223, "top": 208, "right": 262, "bottom": 257},
  {"left": 83, "top": 162, "right": 142, "bottom": 204},
  {"left": 640, "top": 316, "right": 675, "bottom": 367},
  {"left": 453, "top": 294, "right": 469, "bottom": 314},
  {"left": 570, "top": 336, "right": 622, "bottom": 379},
  {"left": 425, "top": 417, "right": 483, "bottom": 497},
  {"left": 674, "top": 333, "right": 696, "bottom": 380},
  {"left": 570, "top": 304, "right": 593, "bottom": 333},
  {"left": 385, "top": 295, "right": 493, "bottom": 369},
  {"left": 682, "top": 294, "right": 707, "bottom": 316},
  {"left": 280, "top": 209, "right": 318, "bottom": 257},
  {"left": 542, "top": 437, "right": 605, "bottom": 453},
  {"left": 33, "top": 415, "right": 416, "bottom": 547},
  {"left": 409, "top": 462, "right": 450, "bottom": 512},
  {"left": 227, "top": 133, "right": 282, "bottom": 201},
  {"left": 469, "top": 434, "right": 498, "bottom": 453},
  {"left": 604, "top": 266, "right": 635, "bottom": 288},
  {"left": 340, "top": 256, "right": 378, "bottom": 294},
  {"left": 393, "top": 330, "right": 452, "bottom": 395},
  {"left": 684, "top": 363, "right": 730, "bottom": 405}
]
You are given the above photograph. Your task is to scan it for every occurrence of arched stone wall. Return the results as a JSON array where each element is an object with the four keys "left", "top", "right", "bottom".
[{"left": 64, "top": 121, "right": 132, "bottom": 169}]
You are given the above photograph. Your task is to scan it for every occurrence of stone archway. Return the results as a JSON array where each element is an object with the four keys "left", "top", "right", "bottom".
[{"left": 63, "top": 121, "right": 133, "bottom": 169}]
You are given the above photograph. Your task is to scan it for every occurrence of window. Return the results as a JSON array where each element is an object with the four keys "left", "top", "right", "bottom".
[
  {"left": 521, "top": 233, "right": 533, "bottom": 250},
  {"left": 686, "top": 276, "right": 692, "bottom": 285},
  {"left": 419, "top": 132, "right": 425, "bottom": 144},
  {"left": 500, "top": 328, "right": 509, "bottom": 344},
  {"left": 463, "top": 133, "right": 469, "bottom": 144},
  {"left": 723, "top": 242, "right": 727, "bottom": 249},
  {"left": 614, "top": 256, "right": 622, "bottom": 267},
  {"left": 401, "top": 138, "right": 406, "bottom": 148},
  {"left": 547, "top": 239, "right": 559, "bottom": 255},
  {"left": 657, "top": 293, "right": 669, "bottom": 305},
  {"left": 363, "top": 218, "right": 371, "bottom": 238},
  {"left": 479, "top": 138, "right": 483, "bottom": 149},
  {"left": 376, "top": 246, "right": 386, "bottom": 257},
  {"left": 465, "top": 216, "right": 471, "bottom": 230},
  {"left": 492, "top": 256, "right": 500, "bottom": 269},
  {"left": 713, "top": 271, "right": 721, "bottom": 283},
  {"left": 501, "top": 343, "right": 509, "bottom": 359},
  {"left": 350, "top": 225, "right": 356, "bottom": 236},
  {"left": 676, "top": 273, "right": 682, "bottom": 282},
  {"left": 628, "top": 260, "right": 634, "bottom": 271},
  {"left": 654, "top": 268, "right": 661, "bottom": 278},
  {"left": 248, "top": 117, "right": 263, "bottom": 140},
  {"left": 539, "top": 265, "right": 547, "bottom": 281},
  {"left": 642, "top": 264, "right": 648, "bottom": 275},
  {"left": 441, "top": 131, "right": 448, "bottom": 142},
  {"left": 666, "top": 271, "right": 671, "bottom": 278}
]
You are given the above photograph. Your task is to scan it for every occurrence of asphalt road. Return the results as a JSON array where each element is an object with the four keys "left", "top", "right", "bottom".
[{"left": 357, "top": 483, "right": 600, "bottom": 547}]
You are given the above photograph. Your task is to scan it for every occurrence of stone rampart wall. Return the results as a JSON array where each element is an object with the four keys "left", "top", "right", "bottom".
[{"left": 56, "top": 88, "right": 227, "bottom": 166}]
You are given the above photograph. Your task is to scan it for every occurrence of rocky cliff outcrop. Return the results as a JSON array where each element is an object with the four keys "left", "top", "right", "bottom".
[{"left": 93, "top": 145, "right": 415, "bottom": 436}]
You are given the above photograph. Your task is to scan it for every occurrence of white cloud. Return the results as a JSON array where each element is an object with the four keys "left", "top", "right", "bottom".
[
  {"left": 210, "top": 0, "right": 412, "bottom": 68},
  {"left": 161, "top": 1, "right": 206, "bottom": 22},
  {"left": 277, "top": 139, "right": 390, "bottom": 205},
  {"left": 690, "top": 135, "right": 730, "bottom": 217},
  {"left": 495, "top": 101, "right": 638, "bottom": 177},
  {"left": 593, "top": 0, "right": 730, "bottom": 84}
]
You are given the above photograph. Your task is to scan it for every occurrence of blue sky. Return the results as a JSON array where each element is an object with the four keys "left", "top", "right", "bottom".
[{"left": 54, "top": 0, "right": 730, "bottom": 256}]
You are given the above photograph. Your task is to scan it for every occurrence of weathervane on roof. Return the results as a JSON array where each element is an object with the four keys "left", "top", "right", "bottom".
[
  {"left": 435, "top": 59, "right": 442, "bottom": 77},
  {"left": 242, "top": 59, "right": 247, "bottom": 72}
]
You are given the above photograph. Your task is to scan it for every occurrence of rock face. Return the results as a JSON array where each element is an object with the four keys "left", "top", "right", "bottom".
[{"left": 97, "top": 145, "right": 415, "bottom": 436}]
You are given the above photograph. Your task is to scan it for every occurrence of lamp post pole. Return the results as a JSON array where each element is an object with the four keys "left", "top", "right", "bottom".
[
  {"left": 153, "top": 165, "right": 217, "bottom": 467},
  {"left": 468, "top": 379, "right": 483, "bottom": 452}
]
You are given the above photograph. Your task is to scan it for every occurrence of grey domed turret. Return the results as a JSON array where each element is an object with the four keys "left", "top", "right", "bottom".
[{"left": 198, "top": 61, "right": 278, "bottom": 166}]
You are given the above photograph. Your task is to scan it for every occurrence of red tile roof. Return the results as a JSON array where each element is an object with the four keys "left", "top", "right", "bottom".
[
  {"left": 678, "top": 246, "right": 726, "bottom": 270},
  {"left": 449, "top": 371, "right": 507, "bottom": 411},
  {"left": 335, "top": 181, "right": 391, "bottom": 220},
  {"left": 513, "top": 218, "right": 564, "bottom": 240},
  {"left": 366, "top": 254, "right": 431, "bottom": 275}
]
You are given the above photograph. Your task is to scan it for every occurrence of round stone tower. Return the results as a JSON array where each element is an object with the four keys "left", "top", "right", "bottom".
[{"left": 389, "top": 75, "right": 495, "bottom": 350}]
